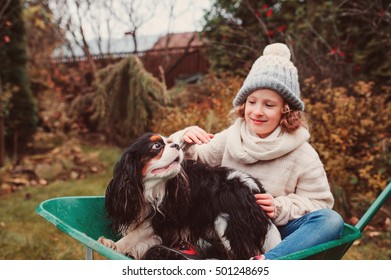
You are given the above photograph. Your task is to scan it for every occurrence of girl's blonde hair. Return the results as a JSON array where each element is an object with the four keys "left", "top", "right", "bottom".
[{"left": 229, "top": 103, "right": 308, "bottom": 133}]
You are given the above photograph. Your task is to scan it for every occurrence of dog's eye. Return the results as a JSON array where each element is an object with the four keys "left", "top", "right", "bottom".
[{"left": 151, "top": 143, "right": 162, "bottom": 150}]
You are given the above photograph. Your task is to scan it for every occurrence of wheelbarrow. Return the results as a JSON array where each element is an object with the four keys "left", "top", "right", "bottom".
[{"left": 35, "top": 182, "right": 391, "bottom": 260}]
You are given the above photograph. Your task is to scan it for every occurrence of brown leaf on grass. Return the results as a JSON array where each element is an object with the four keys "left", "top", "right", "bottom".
[
  {"left": 385, "top": 218, "right": 391, "bottom": 231},
  {"left": 349, "top": 216, "right": 359, "bottom": 225},
  {"left": 353, "top": 240, "right": 361, "bottom": 246},
  {"left": 0, "top": 138, "right": 106, "bottom": 196},
  {"left": 368, "top": 231, "right": 382, "bottom": 238}
]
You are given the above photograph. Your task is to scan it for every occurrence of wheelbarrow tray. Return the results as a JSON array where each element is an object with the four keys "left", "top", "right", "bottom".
[
  {"left": 280, "top": 182, "right": 391, "bottom": 259},
  {"left": 35, "top": 196, "right": 367, "bottom": 260},
  {"left": 276, "top": 224, "right": 361, "bottom": 259},
  {"left": 36, "top": 196, "right": 130, "bottom": 260}
]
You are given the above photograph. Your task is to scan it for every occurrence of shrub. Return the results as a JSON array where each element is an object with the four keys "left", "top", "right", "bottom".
[
  {"left": 69, "top": 56, "right": 167, "bottom": 146},
  {"left": 302, "top": 78, "right": 390, "bottom": 217}
]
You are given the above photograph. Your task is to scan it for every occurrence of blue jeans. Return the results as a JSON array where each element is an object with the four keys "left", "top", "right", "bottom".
[{"left": 265, "top": 209, "right": 344, "bottom": 260}]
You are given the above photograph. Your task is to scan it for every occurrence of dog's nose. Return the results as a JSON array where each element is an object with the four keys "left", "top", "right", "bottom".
[{"left": 170, "top": 143, "right": 180, "bottom": 150}]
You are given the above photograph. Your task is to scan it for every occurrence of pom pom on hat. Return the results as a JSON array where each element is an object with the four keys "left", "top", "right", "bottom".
[
  {"left": 263, "top": 43, "right": 291, "bottom": 60},
  {"left": 233, "top": 43, "right": 305, "bottom": 111}
]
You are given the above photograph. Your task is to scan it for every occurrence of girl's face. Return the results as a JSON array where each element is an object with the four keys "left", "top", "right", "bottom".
[{"left": 244, "top": 89, "right": 285, "bottom": 138}]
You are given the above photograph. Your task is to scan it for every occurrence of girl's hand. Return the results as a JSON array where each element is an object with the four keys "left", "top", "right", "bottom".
[
  {"left": 255, "top": 193, "right": 275, "bottom": 219},
  {"left": 183, "top": 126, "right": 214, "bottom": 145}
]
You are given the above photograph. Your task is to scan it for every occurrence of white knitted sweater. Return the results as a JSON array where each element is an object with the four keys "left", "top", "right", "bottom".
[{"left": 170, "top": 118, "right": 334, "bottom": 226}]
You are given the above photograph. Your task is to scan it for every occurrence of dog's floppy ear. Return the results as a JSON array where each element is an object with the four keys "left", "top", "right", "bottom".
[{"left": 105, "top": 148, "right": 145, "bottom": 232}]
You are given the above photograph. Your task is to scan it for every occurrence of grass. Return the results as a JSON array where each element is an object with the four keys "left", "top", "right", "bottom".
[
  {"left": 0, "top": 145, "right": 120, "bottom": 260},
  {"left": 342, "top": 231, "right": 391, "bottom": 260},
  {"left": 0, "top": 143, "right": 389, "bottom": 260}
]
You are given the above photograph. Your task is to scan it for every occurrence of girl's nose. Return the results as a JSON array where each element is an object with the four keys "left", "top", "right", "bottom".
[{"left": 253, "top": 105, "right": 264, "bottom": 115}]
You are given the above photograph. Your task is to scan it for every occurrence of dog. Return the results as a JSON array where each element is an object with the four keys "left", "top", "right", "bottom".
[{"left": 98, "top": 133, "right": 281, "bottom": 259}]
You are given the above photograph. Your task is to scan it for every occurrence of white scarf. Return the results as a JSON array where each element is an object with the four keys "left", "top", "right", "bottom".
[{"left": 226, "top": 119, "right": 310, "bottom": 163}]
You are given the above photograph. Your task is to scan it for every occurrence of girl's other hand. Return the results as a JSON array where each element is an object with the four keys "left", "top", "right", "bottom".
[
  {"left": 183, "top": 126, "right": 214, "bottom": 145},
  {"left": 255, "top": 193, "right": 276, "bottom": 219}
]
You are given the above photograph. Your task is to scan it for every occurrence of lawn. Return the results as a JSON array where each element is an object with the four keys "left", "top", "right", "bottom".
[
  {"left": 0, "top": 144, "right": 389, "bottom": 260},
  {"left": 0, "top": 144, "right": 120, "bottom": 260}
]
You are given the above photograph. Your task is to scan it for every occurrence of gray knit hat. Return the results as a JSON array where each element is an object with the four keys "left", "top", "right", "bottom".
[{"left": 233, "top": 43, "right": 305, "bottom": 111}]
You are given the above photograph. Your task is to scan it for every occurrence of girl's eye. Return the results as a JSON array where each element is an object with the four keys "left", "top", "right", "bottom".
[{"left": 247, "top": 100, "right": 256, "bottom": 105}]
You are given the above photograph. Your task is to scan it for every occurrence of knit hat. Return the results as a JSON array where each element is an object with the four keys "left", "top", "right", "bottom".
[{"left": 233, "top": 43, "right": 305, "bottom": 111}]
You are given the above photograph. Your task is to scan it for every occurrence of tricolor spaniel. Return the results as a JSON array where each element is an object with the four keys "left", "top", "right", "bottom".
[{"left": 98, "top": 133, "right": 281, "bottom": 259}]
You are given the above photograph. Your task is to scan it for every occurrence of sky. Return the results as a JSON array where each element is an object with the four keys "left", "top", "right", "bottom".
[
  {"left": 79, "top": 0, "right": 212, "bottom": 40},
  {"left": 55, "top": 0, "right": 212, "bottom": 55},
  {"left": 137, "top": 0, "right": 212, "bottom": 37}
]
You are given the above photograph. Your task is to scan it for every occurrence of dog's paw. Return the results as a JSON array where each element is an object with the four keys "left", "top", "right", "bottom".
[{"left": 98, "top": 236, "right": 117, "bottom": 251}]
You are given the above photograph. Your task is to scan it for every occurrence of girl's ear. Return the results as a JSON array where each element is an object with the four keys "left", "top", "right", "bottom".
[{"left": 282, "top": 104, "right": 291, "bottom": 114}]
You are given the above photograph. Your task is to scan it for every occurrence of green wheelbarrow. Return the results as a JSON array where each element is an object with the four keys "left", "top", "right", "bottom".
[{"left": 35, "top": 182, "right": 391, "bottom": 260}]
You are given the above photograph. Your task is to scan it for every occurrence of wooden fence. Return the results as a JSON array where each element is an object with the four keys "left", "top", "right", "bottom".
[{"left": 52, "top": 47, "right": 209, "bottom": 89}]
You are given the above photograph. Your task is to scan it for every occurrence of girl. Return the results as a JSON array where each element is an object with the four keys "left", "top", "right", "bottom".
[{"left": 169, "top": 43, "right": 344, "bottom": 259}]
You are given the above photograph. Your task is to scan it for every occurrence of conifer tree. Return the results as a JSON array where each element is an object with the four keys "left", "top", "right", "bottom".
[
  {"left": 0, "top": 0, "right": 37, "bottom": 160},
  {"left": 70, "top": 55, "right": 167, "bottom": 146}
]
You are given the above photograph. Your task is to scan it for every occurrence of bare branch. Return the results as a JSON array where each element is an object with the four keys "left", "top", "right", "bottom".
[
  {"left": 0, "top": 0, "right": 12, "bottom": 20},
  {"left": 242, "top": 0, "right": 272, "bottom": 44}
]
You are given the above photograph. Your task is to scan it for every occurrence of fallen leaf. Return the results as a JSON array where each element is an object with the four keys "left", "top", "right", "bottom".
[
  {"left": 70, "top": 171, "right": 79, "bottom": 180},
  {"left": 368, "top": 231, "right": 382, "bottom": 238},
  {"left": 349, "top": 216, "right": 359, "bottom": 225},
  {"left": 38, "top": 179, "right": 48, "bottom": 185},
  {"left": 353, "top": 240, "right": 361, "bottom": 246},
  {"left": 90, "top": 166, "right": 98, "bottom": 172},
  {"left": 385, "top": 218, "right": 391, "bottom": 231}
]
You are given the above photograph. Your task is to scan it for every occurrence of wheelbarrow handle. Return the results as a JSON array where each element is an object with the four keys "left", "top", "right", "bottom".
[{"left": 355, "top": 182, "right": 391, "bottom": 232}]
